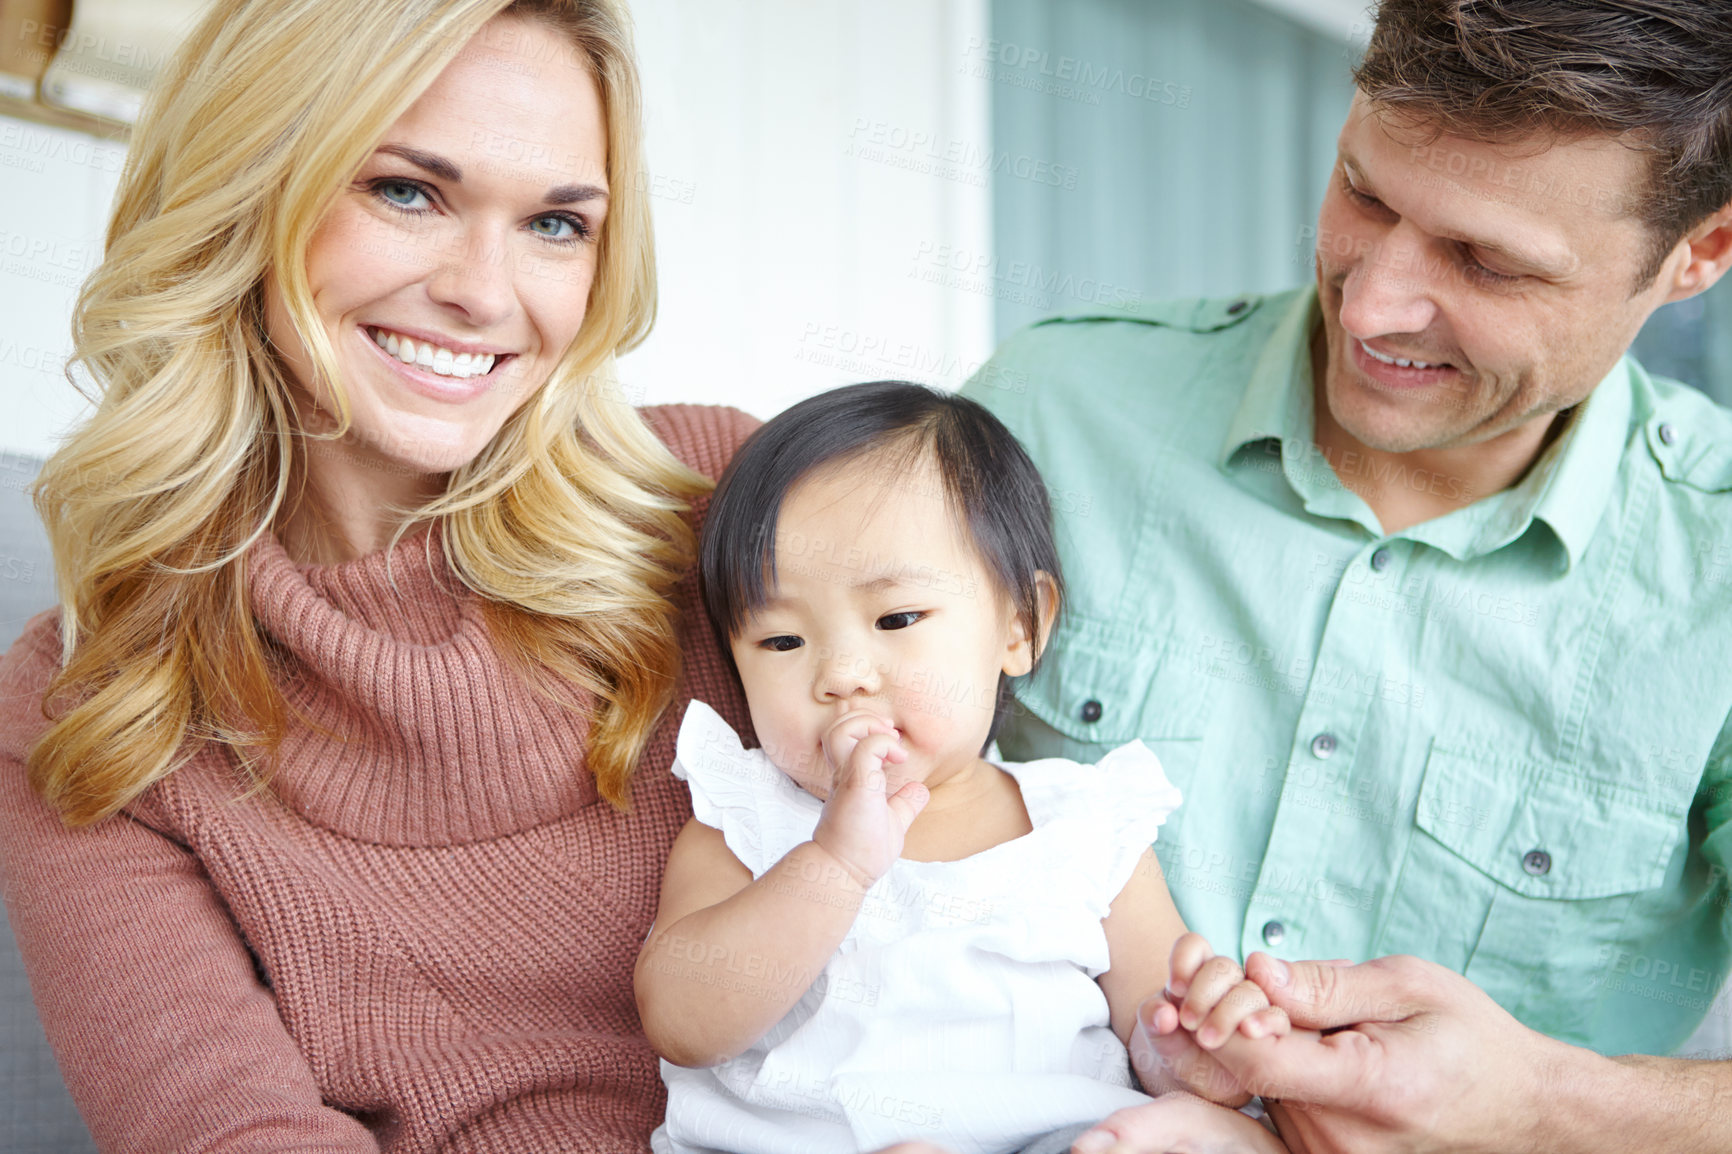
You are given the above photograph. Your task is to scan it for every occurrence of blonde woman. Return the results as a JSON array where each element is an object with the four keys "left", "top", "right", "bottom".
[{"left": 0, "top": 1, "right": 760, "bottom": 1149}]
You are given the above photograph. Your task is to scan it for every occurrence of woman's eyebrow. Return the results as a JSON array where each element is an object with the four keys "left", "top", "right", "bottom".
[
  {"left": 375, "top": 143, "right": 608, "bottom": 206},
  {"left": 544, "top": 182, "right": 608, "bottom": 206},
  {"left": 377, "top": 143, "right": 461, "bottom": 182}
]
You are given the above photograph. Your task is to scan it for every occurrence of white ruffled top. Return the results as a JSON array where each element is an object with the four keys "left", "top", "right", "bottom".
[{"left": 652, "top": 702, "right": 1185, "bottom": 1154}]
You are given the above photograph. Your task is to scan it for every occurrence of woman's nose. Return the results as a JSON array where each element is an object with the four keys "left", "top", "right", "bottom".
[{"left": 425, "top": 227, "right": 517, "bottom": 326}]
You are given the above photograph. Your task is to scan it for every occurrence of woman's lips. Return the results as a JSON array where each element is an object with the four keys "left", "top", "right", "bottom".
[
  {"left": 366, "top": 324, "right": 504, "bottom": 380},
  {"left": 358, "top": 325, "right": 509, "bottom": 402}
]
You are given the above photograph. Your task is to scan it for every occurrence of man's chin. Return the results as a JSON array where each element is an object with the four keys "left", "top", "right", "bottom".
[
  {"left": 1339, "top": 424, "right": 1451, "bottom": 455},
  {"left": 1327, "top": 381, "right": 1474, "bottom": 455}
]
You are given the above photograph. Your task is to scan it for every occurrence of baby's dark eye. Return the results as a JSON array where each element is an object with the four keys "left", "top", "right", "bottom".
[
  {"left": 759, "top": 635, "right": 803, "bottom": 652},
  {"left": 877, "top": 611, "right": 923, "bottom": 631}
]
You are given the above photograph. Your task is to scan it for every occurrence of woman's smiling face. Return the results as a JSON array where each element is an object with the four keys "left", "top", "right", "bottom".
[{"left": 265, "top": 14, "right": 608, "bottom": 479}]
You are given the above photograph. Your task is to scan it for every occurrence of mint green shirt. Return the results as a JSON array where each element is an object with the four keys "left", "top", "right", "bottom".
[{"left": 962, "top": 286, "right": 1732, "bottom": 1056}]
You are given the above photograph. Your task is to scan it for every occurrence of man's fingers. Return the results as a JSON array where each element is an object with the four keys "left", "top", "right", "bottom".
[
  {"left": 1245, "top": 952, "right": 1419, "bottom": 1031},
  {"left": 1071, "top": 1093, "right": 1285, "bottom": 1154},
  {"left": 1207, "top": 1019, "right": 1380, "bottom": 1106},
  {"left": 1129, "top": 1001, "right": 1250, "bottom": 1106},
  {"left": 1071, "top": 1094, "right": 1205, "bottom": 1152}
]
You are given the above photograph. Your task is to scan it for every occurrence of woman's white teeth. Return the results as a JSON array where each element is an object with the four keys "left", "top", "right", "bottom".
[
  {"left": 1360, "top": 339, "right": 1440, "bottom": 370},
  {"left": 370, "top": 327, "right": 496, "bottom": 379}
]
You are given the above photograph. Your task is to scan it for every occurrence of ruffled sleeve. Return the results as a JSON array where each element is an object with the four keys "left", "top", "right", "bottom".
[
  {"left": 1094, "top": 739, "right": 1184, "bottom": 904},
  {"left": 670, "top": 701, "right": 820, "bottom": 877}
]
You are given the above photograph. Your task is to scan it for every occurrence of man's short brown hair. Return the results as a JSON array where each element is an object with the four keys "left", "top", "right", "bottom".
[{"left": 1357, "top": 0, "right": 1732, "bottom": 286}]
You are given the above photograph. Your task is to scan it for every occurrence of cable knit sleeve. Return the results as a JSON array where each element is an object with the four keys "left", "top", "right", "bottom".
[
  {"left": 640, "top": 403, "right": 760, "bottom": 483},
  {"left": 0, "top": 614, "right": 379, "bottom": 1154}
]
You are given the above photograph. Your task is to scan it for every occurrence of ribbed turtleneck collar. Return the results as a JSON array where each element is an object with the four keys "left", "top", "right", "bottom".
[{"left": 246, "top": 523, "right": 596, "bottom": 846}]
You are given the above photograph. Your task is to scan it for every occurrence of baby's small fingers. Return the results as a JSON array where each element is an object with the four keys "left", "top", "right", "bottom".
[
  {"left": 823, "top": 711, "right": 896, "bottom": 762},
  {"left": 1177, "top": 954, "right": 1245, "bottom": 1031},
  {"left": 1165, "top": 931, "right": 1215, "bottom": 997},
  {"left": 1195, "top": 978, "right": 1270, "bottom": 1049},
  {"left": 1237, "top": 1004, "right": 1291, "bottom": 1040},
  {"left": 852, "top": 732, "right": 907, "bottom": 774},
  {"left": 833, "top": 732, "right": 902, "bottom": 787},
  {"left": 1145, "top": 998, "right": 1179, "bottom": 1036},
  {"left": 885, "top": 780, "right": 930, "bottom": 833}
]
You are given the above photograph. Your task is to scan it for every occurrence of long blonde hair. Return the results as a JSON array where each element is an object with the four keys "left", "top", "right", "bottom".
[{"left": 31, "top": 0, "right": 705, "bottom": 826}]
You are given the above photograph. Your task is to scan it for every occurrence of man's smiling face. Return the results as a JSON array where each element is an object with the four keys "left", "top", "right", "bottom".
[{"left": 1313, "top": 90, "right": 1682, "bottom": 455}]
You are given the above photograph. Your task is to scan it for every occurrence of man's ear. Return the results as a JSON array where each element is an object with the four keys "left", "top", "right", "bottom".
[
  {"left": 1003, "top": 570, "right": 1060, "bottom": 678},
  {"left": 1663, "top": 200, "right": 1732, "bottom": 303}
]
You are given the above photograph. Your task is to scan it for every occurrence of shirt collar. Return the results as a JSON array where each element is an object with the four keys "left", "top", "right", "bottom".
[
  {"left": 1218, "top": 289, "right": 1316, "bottom": 467},
  {"left": 1495, "top": 356, "right": 1631, "bottom": 569},
  {"left": 1218, "top": 284, "right": 1631, "bottom": 569}
]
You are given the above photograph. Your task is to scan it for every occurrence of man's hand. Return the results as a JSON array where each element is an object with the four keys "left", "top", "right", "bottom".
[
  {"left": 1071, "top": 1091, "right": 1292, "bottom": 1153},
  {"left": 1131, "top": 933, "right": 1292, "bottom": 1106},
  {"left": 811, "top": 711, "right": 929, "bottom": 887},
  {"left": 866, "top": 1092, "right": 1292, "bottom": 1154},
  {"left": 1213, "top": 952, "right": 1577, "bottom": 1154}
]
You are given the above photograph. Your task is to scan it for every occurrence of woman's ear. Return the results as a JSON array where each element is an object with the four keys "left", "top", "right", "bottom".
[{"left": 1002, "top": 570, "right": 1060, "bottom": 678}]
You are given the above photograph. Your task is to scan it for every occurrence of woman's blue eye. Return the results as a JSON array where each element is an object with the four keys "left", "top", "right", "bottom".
[
  {"left": 877, "top": 612, "right": 922, "bottom": 631},
  {"left": 760, "top": 635, "right": 803, "bottom": 652},
  {"left": 377, "top": 180, "right": 430, "bottom": 210},
  {"left": 530, "top": 214, "right": 583, "bottom": 241}
]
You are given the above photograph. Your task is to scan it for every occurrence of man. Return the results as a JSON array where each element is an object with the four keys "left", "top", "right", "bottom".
[{"left": 961, "top": 1, "right": 1732, "bottom": 1149}]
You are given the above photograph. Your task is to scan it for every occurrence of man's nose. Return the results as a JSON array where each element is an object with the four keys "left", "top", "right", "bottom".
[{"left": 1337, "top": 222, "right": 1441, "bottom": 340}]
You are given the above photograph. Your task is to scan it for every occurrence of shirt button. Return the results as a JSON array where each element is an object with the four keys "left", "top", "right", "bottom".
[
  {"left": 1080, "top": 699, "right": 1103, "bottom": 723},
  {"left": 1262, "top": 920, "right": 1286, "bottom": 946},
  {"left": 1658, "top": 422, "right": 1677, "bottom": 446},
  {"left": 1370, "top": 547, "right": 1393, "bottom": 572},
  {"left": 1522, "top": 849, "right": 1552, "bottom": 876},
  {"left": 1227, "top": 298, "right": 1249, "bottom": 315},
  {"left": 1310, "top": 732, "right": 1338, "bottom": 759}
]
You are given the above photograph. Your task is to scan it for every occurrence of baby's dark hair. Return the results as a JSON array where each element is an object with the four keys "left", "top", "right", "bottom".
[{"left": 701, "top": 381, "right": 1064, "bottom": 749}]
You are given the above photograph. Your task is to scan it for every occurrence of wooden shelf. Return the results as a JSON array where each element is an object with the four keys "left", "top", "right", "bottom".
[{"left": 0, "top": 91, "right": 128, "bottom": 142}]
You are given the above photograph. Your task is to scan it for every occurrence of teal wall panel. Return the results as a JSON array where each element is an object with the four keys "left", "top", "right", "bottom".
[
  {"left": 988, "top": 0, "right": 1356, "bottom": 337},
  {"left": 989, "top": 0, "right": 1732, "bottom": 407}
]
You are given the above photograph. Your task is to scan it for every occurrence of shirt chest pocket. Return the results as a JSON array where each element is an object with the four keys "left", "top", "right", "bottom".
[
  {"left": 1009, "top": 620, "right": 1216, "bottom": 796},
  {"left": 1396, "top": 747, "right": 1689, "bottom": 1046}
]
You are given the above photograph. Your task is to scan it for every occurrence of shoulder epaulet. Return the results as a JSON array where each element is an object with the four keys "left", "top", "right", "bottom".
[
  {"left": 1030, "top": 293, "right": 1265, "bottom": 334},
  {"left": 1638, "top": 370, "right": 1732, "bottom": 494}
]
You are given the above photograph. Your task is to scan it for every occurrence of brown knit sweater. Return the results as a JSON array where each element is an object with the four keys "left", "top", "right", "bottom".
[{"left": 0, "top": 404, "right": 758, "bottom": 1154}]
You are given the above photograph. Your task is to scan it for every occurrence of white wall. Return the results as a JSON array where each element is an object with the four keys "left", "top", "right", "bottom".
[
  {"left": 0, "top": 0, "right": 992, "bottom": 460},
  {"left": 618, "top": 0, "right": 993, "bottom": 419},
  {"left": 0, "top": 117, "right": 124, "bottom": 460}
]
